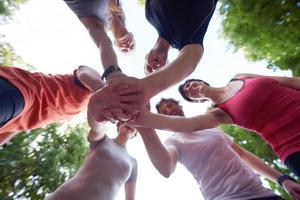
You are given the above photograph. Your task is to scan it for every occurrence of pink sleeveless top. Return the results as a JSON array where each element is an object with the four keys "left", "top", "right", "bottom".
[{"left": 218, "top": 77, "right": 300, "bottom": 161}]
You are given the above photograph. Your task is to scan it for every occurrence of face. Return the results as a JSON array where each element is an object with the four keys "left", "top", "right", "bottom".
[
  {"left": 117, "top": 122, "right": 137, "bottom": 139},
  {"left": 157, "top": 100, "right": 184, "bottom": 116},
  {"left": 144, "top": 49, "right": 168, "bottom": 74},
  {"left": 183, "top": 81, "right": 207, "bottom": 101}
]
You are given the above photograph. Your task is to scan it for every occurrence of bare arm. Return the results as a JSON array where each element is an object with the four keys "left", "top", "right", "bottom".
[
  {"left": 143, "top": 44, "right": 203, "bottom": 97},
  {"left": 232, "top": 142, "right": 281, "bottom": 182},
  {"left": 232, "top": 143, "right": 300, "bottom": 199},
  {"left": 136, "top": 128, "right": 177, "bottom": 177},
  {"left": 124, "top": 159, "right": 138, "bottom": 200},
  {"left": 80, "top": 18, "right": 118, "bottom": 71},
  {"left": 124, "top": 181, "right": 136, "bottom": 200},
  {"left": 87, "top": 102, "right": 107, "bottom": 142},
  {"left": 129, "top": 109, "right": 228, "bottom": 133},
  {"left": 234, "top": 73, "right": 300, "bottom": 90}
]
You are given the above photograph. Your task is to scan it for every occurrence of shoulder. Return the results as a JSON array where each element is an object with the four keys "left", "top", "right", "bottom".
[{"left": 207, "top": 107, "right": 231, "bottom": 124}]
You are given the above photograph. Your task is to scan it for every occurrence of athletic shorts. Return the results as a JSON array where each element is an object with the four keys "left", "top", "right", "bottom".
[
  {"left": 146, "top": 0, "right": 218, "bottom": 50},
  {"left": 0, "top": 77, "right": 24, "bottom": 128},
  {"left": 64, "top": 0, "right": 110, "bottom": 23}
]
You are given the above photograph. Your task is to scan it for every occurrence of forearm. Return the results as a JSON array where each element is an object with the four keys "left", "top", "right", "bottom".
[
  {"left": 87, "top": 26, "right": 119, "bottom": 70},
  {"left": 143, "top": 44, "right": 203, "bottom": 97},
  {"left": 87, "top": 104, "right": 106, "bottom": 140},
  {"left": 241, "top": 151, "right": 281, "bottom": 182},
  {"left": 140, "top": 112, "right": 218, "bottom": 133},
  {"left": 137, "top": 128, "right": 174, "bottom": 177}
]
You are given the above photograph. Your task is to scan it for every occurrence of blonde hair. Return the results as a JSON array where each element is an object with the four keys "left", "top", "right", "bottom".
[{"left": 109, "top": 0, "right": 125, "bottom": 22}]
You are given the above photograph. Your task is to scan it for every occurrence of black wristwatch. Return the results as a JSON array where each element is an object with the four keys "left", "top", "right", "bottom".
[
  {"left": 101, "top": 65, "right": 122, "bottom": 80},
  {"left": 277, "top": 174, "right": 296, "bottom": 186}
]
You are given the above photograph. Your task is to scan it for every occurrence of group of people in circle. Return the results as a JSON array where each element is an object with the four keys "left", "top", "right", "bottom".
[{"left": 0, "top": 0, "right": 299, "bottom": 199}]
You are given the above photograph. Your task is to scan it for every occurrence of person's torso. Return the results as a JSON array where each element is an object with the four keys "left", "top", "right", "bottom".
[
  {"left": 218, "top": 77, "right": 300, "bottom": 160},
  {"left": 166, "top": 129, "right": 274, "bottom": 200},
  {"left": 0, "top": 66, "right": 90, "bottom": 134},
  {"left": 47, "top": 136, "right": 136, "bottom": 200}
]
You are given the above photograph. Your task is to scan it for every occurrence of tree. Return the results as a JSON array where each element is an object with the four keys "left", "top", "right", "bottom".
[
  {"left": 0, "top": 0, "right": 29, "bottom": 23},
  {"left": 0, "top": 123, "right": 89, "bottom": 200},
  {"left": 0, "top": 0, "right": 33, "bottom": 68},
  {"left": 137, "top": 0, "right": 145, "bottom": 6},
  {"left": 219, "top": 0, "right": 300, "bottom": 75},
  {"left": 221, "top": 125, "right": 298, "bottom": 200}
]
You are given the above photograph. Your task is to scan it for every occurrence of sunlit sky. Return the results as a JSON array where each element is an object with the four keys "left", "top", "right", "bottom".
[{"left": 1, "top": 0, "right": 292, "bottom": 199}]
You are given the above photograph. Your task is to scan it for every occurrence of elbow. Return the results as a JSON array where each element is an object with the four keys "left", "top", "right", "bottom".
[
  {"left": 179, "top": 45, "right": 203, "bottom": 72},
  {"left": 159, "top": 166, "right": 174, "bottom": 178},
  {"left": 156, "top": 162, "right": 174, "bottom": 178}
]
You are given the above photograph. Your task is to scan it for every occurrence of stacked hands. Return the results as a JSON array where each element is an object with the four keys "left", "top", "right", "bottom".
[{"left": 88, "top": 76, "right": 150, "bottom": 124}]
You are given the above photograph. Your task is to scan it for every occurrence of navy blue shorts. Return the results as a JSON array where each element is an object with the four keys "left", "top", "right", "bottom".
[
  {"left": 64, "top": 0, "right": 110, "bottom": 23},
  {"left": 0, "top": 77, "right": 24, "bottom": 128},
  {"left": 146, "top": 0, "right": 218, "bottom": 50},
  {"left": 285, "top": 151, "right": 300, "bottom": 177}
]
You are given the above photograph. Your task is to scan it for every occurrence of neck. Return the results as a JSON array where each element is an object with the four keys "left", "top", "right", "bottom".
[{"left": 204, "top": 86, "right": 227, "bottom": 104}]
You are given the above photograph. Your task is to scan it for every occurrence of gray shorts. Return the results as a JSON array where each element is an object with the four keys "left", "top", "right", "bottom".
[{"left": 64, "top": 0, "right": 110, "bottom": 22}]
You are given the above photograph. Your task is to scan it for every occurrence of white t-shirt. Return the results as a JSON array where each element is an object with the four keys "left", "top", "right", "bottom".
[{"left": 165, "top": 128, "right": 275, "bottom": 200}]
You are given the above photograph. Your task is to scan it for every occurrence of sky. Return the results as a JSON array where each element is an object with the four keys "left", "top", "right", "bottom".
[{"left": 1, "top": 0, "right": 293, "bottom": 199}]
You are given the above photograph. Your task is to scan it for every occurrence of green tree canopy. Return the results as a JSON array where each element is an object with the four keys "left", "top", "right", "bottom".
[
  {"left": 0, "top": 123, "right": 89, "bottom": 200},
  {"left": 137, "top": 0, "right": 145, "bottom": 6},
  {"left": 0, "top": 0, "right": 29, "bottom": 23},
  {"left": 219, "top": 0, "right": 300, "bottom": 75}
]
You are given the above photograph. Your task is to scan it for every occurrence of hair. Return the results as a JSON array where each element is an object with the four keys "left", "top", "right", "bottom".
[
  {"left": 109, "top": 0, "right": 126, "bottom": 23},
  {"left": 178, "top": 79, "right": 210, "bottom": 103},
  {"left": 155, "top": 98, "right": 181, "bottom": 113}
]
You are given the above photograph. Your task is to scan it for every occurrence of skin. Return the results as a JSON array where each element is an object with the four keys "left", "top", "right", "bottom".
[
  {"left": 79, "top": 0, "right": 135, "bottom": 70},
  {"left": 47, "top": 100, "right": 137, "bottom": 200},
  {"left": 100, "top": 43, "right": 203, "bottom": 122},
  {"left": 144, "top": 37, "right": 170, "bottom": 74},
  {"left": 127, "top": 74, "right": 300, "bottom": 133},
  {"left": 0, "top": 65, "right": 103, "bottom": 146},
  {"left": 76, "top": 1, "right": 144, "bottom": 122},
  {"left": 136, "top": 100, "right": 300, "bottom": 199}
]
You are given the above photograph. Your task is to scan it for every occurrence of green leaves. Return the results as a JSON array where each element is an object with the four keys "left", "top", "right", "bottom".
[
  {"left": 0, "top": 0, "right": 29, "bottom": 23},
  {"left": 219, "top": 0, "right": 300, "bottom": 75},
  {"left": 0, "top": 123, "right": 89, "bottom": 199}
]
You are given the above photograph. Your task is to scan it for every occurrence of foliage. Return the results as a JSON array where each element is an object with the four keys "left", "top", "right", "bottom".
[
  {"left": 221, "top": 125, "right": 299, "bottom": 200},
  {"left": 0, "top": 123, "right": 89, "bottom": 200},
  {"left": 0, "top": 0, "right": 29, "bottom": 23},
  {"left": 137, "top": 0, "right": 145, "bottom": 6},
  {"left": 219, "top": 0, "right": 300, "bottom": 75}
]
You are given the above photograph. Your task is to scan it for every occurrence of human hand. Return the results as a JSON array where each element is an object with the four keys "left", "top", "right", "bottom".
[
  {"left": 144, "top": 48, "right": 168, "bottom": 75},
  {"left": 114, "top": 32, "right": 135, "bottom": 54},
  {"left": 107, "top": 76, "right": 150, "bottom": 110},
  {"left": 126, "top": 109, "right": 152, "bottom": 128},
  {"left": 282, "top": 179, "right": 300, "bottom": 200},
  {"left": 88, "top": 84, "right": 143, "bottom": 122}
]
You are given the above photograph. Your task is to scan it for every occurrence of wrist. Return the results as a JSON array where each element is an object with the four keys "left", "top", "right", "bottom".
[
  {"left": 102, "top": 65, "right": 123, "bottom": 81},
  {"left": 277, "top": 174, "right": 296, "bottom": 186},
  {"left": 105, "top": 71, "right": 125, "bottom": 81},
  {"left": 141, "top": 77, "right": 156, "bottom": 99}
]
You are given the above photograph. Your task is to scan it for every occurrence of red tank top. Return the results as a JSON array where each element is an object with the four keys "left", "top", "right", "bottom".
[{"left": 218, "top": 77, "right": 300, "bottom": 161}]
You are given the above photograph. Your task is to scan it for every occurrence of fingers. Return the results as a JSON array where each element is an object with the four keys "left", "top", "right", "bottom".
[
  {"left": 115, "top": 85, "right": 142, "bottom": 95},
  {"left": 110, "top": 108, "right": 130, "bottom": 121}
]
